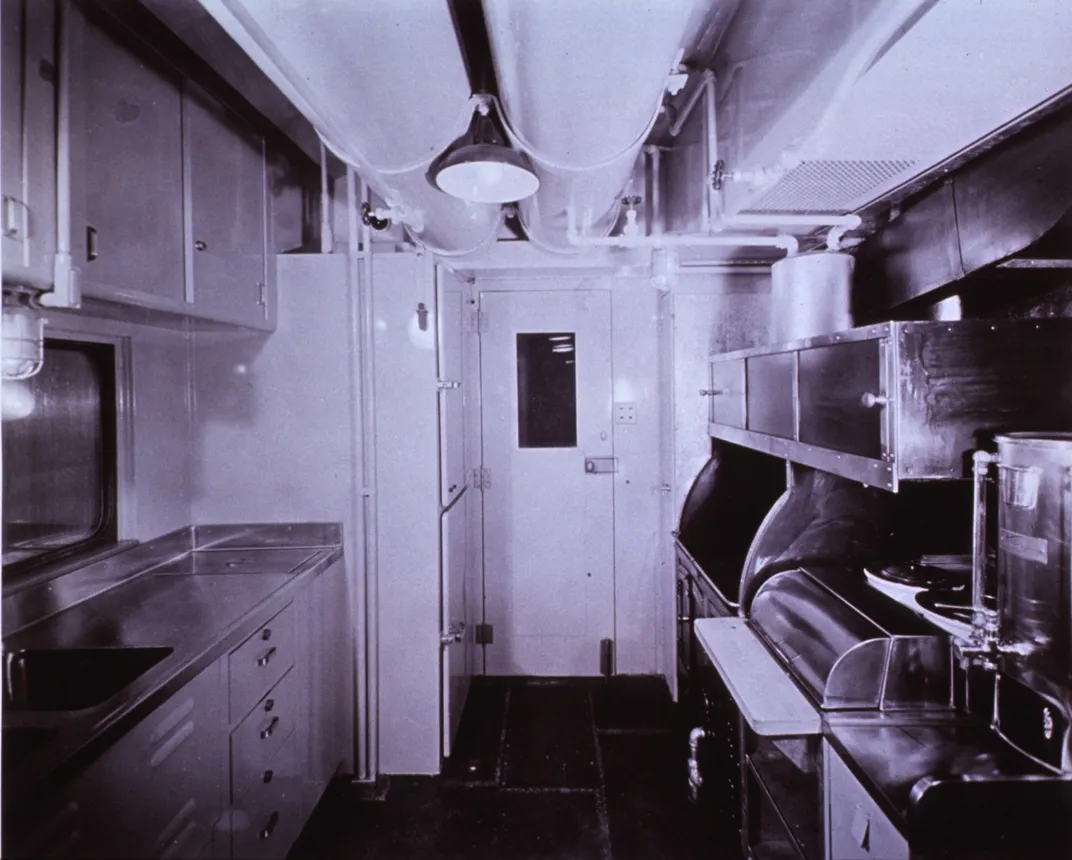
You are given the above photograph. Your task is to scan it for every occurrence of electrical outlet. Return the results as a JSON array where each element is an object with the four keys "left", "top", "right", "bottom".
[{"left": 614, "top": 402, "right": 637, "bottom": 425}]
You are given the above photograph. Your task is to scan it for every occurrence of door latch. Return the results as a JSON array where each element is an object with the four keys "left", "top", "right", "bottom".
[
  {"left": 584, "top": 456, "right": 617, "bottom": 474},
  {"left": 440, "top": 622, "right": 466, "bottom": 646}
]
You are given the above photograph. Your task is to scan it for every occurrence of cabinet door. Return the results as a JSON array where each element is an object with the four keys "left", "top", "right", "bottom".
[
  {"left": 826, "top": 743, "right": 909, "bottom": 860},
  {"left": 438, "top": 269, "right": 466, "bottom": 506},
  {"left": 79, "top": 659, "right": 228, "bottom": 859},
  {"left": 709, "top": 359, "right": 746, "bottom": 428},
  {"left": 1, "top": 0, "right": 56, "bottom": 290},
  {"left": 746, "top": 352, "right": 795, "bottom": 439},
  {"left": 183, "top": 82, "right": 269, "bottom": 329},
  {"left": 798, "top": 339, "right": 887, "bottom": 460},
  {"left": 68, "top": 3, "right": 185, "bottom": 307}
]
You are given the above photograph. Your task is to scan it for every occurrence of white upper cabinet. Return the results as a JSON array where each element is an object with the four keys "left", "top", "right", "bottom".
[
  {"left": 1, "top": 0, "right": 57, "bottom": 291},
  {"left": 183, "top": 82, "right": 271, "bottom": 330},
  {"left": 68, "top": 2, "right": 186, "bottom": 308}
]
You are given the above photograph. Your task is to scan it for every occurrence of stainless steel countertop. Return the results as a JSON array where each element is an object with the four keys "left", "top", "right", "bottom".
[
  {"left": 823, "top": 711, "right": 1055, "bottom": 835},
  {"left": 2, "top": 524, "right": 343, "bottom": 811}
]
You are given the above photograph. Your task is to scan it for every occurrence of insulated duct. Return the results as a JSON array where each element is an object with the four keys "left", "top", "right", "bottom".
[
  {"left": 196, "top": 0, "right": 501, "bottom": 254},
  {"left": 484, "top": 0, "right": 699, "bottom": 251}
]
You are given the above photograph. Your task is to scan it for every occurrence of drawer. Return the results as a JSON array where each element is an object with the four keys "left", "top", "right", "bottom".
[
  {"left": 230, "top": 731, "right": 302, "bottom": 860},
  {"left": 798, "top": 339, "right": 886, "bottom": 459},
  {"left": 229, "top": 603, "right": 295, "bottom": 722},
  {"left": 709, "top": 359, "right": 746, "bottom": 428},
  {"left": 826, "top": 743, "right": 908, "bottom": 860},
  {"left": 232, "top": 668, "right": 298, "bottom": 797}
]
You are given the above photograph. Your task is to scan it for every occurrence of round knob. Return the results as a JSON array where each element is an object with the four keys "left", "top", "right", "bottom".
[
  {"left": 860, "top": 392, "right": 888, "bottom": 409},
  {"left": 194, "top": 240, "right": 207, "bottom": 252},
  {"left": 586, "top": 460, "right": 596, "bottom": 473}
]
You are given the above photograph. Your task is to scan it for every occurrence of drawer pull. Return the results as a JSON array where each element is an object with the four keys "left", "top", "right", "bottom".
[
  {"left": 260, "top": 716, "right": 280, "bottom": 740},
  {"left": 261, "top": 628, "right": 272, "bottom": 641},
  {"left": 260, "top": 811, "right": 280, "bottom": 841},
  {"left": 699, "top": 388, "right": 725, "bottom": 397},
  {"left": 264, "top": 697, "right": 275, "bottom": 712},
  {"left": 257, "top": 646, "right": 278, "bottom": 667},
  {"left": 263, "top": 769, "right": 274, "bottom": 784}
]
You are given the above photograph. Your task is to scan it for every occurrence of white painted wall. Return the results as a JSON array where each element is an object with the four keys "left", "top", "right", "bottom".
[
  {"left": 188, "top": 253, "right": 360, "bottom": 774},
  {"left": 670, "top": 274, "right": 771, "bottom": 521}
]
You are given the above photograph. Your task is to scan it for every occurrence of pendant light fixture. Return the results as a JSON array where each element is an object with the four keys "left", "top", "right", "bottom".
[{"left": 432, "top": 97, "right": 539, "bottom": 204}]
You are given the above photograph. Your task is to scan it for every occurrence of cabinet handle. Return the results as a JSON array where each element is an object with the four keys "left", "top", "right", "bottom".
[
  {"left": 860, "top": 392, "right": 888, "bottom": 409},
  {"left": 149, "top": 721, "right": 195, "bottom": 769},
  {"left": 260, "top": 811, "right": 280, "bottom": 841},
  {"left": 260, "top": 716, "right": 280, "bottom": 739},
  {"left": 261, "top": 628, "right": 272, "bottom": 641},
  {"left": 448, "top": 484, "right": 458, "bottom": 494},
  {"left": 257, "top": 646, "right": 277, "bottom": 667},
  {"left": 263, "top": 769, "right": 274, "bottom": 784},
  {"left": 86, "top": 226, "right": 98, "bottom": 261},
  {"left": 194, "top": 239, "right": 207, "bottom": 252},
  {"left": 264, "top": 698, "right": 275, "bottom": 712},
  {"left": 699, "top": 389, "right": 725, "bottom": 397}
]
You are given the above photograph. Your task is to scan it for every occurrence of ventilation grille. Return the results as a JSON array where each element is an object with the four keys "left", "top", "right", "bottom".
[{"left": 743, "top": 158, "right": 918, "bottom": 214}]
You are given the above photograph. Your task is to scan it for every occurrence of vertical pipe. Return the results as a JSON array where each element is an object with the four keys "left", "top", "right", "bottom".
[
  {"left": 972, "top": 450, "right": 994, "bottom": 616},
  {"left": 353, "top": 168, "right": 381, "bottom": 780},
  {"left": 47, "top": 0, "right": 75, "bottom": 308},
  {"left": 320, "top": 141, "right": 334, "bottom": 254},
  {"left": 344, "top": 168, "right": 368, "bottom": 779},
  {"left": 646, "top": 145, "right": 663, "bottom": 237},
  {"left": 702, "top": 70, "right": 719, "bottom": 227}
]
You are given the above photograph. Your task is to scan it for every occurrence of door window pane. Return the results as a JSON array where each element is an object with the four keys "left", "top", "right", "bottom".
[
  {"left": 517, "top": 332, "right": 577, "bottom": 448},
  {"left": 2, "top": 339, "right": 118, "bottom": 572}
]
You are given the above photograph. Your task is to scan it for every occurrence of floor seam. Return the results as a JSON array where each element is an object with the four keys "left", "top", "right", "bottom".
[{"left": 589, "top": 689, "right": 614, "bottom": 860}]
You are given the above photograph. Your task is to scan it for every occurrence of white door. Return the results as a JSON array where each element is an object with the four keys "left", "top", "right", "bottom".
[
  {"left": 439, "top": 269, "right": 471, "bottom": 757},
  {"left": 479, "top": 289, "right": 615, "bottom": 676}
]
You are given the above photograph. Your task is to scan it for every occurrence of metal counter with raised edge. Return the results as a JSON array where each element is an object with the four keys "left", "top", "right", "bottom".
[
  {"left": 1, "top": 523, "right": 343, "bottom": 815},
  {"left": 823, "top": 711, "right": 1072, "bottom": 859}
]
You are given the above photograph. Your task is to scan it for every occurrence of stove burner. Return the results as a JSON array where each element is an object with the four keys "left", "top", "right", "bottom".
[
  {"left": 870, "top": 559, "right": 970, "bottom": 589},
  {"left": 916, "top": 585, "right": 996, "bottom": 623}
]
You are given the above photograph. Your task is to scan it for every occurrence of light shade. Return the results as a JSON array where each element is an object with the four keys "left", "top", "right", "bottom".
[{"left": 432, "top": 107, "right": 539, "bottom": 204}]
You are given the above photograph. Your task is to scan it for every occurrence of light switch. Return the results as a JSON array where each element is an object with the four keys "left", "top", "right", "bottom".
[{"left": 614, "top": 402, "right": 637, "bottom": 424}]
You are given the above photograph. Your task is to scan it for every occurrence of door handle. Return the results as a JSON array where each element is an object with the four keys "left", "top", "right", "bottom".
[{"left": 584, "top": 456, "right": 617, "bottom": 474}]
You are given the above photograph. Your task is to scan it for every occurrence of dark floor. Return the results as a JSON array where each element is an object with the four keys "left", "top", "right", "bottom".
[{"left": 288, "top": 676, "right": 741, "bottom": 860}]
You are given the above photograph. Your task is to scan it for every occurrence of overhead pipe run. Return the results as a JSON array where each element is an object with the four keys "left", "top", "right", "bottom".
[
  {"left": 197, "top": 0, "right": 501, "bottom": 256},
  {"left": 483, "top": 0, "right": 699, "bottom": 251}
]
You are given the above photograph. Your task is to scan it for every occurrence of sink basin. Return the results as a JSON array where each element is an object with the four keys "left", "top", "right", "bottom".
[
  {"left": 2, "top": 726, "right": 59, "bottom": 766},
  {"left": 3, "top": 646, "right": 173, "bottom": 711}
]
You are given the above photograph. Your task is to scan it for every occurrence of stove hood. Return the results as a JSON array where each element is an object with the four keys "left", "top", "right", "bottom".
[{"left": 717, "top": 0, "right": 1072, "bottom": 219}]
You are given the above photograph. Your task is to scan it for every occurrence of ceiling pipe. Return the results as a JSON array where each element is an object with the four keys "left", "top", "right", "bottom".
[
  {"left": 197, "top": 0, "right": 501, "bottom": 256},
  {"left": 483, "top": 0, "right": 698, "bottom": 251},
  {"left": 566, "top": 206, "right": 799, "bottom": 254}
]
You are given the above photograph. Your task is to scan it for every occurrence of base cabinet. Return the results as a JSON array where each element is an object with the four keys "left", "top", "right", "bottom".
[
  {"left": 7, "top": 558, "right": 353, "bottom": 860},
  {"left": 825, "top": 742, "right": 908, "bottom": 860}
]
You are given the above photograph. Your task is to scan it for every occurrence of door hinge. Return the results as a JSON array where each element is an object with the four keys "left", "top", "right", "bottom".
[
  {"left": 471, "top": 467, "right": 491, "bottom": 490},
  {"left": 474, "top": 623, "right": 494, "bottom": 645},
  {"left": 464, "top": 310, "right": 488, "bottom": 334},
  {"left": 437, "top": 379, "right": 461, "bottom": 390}
]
